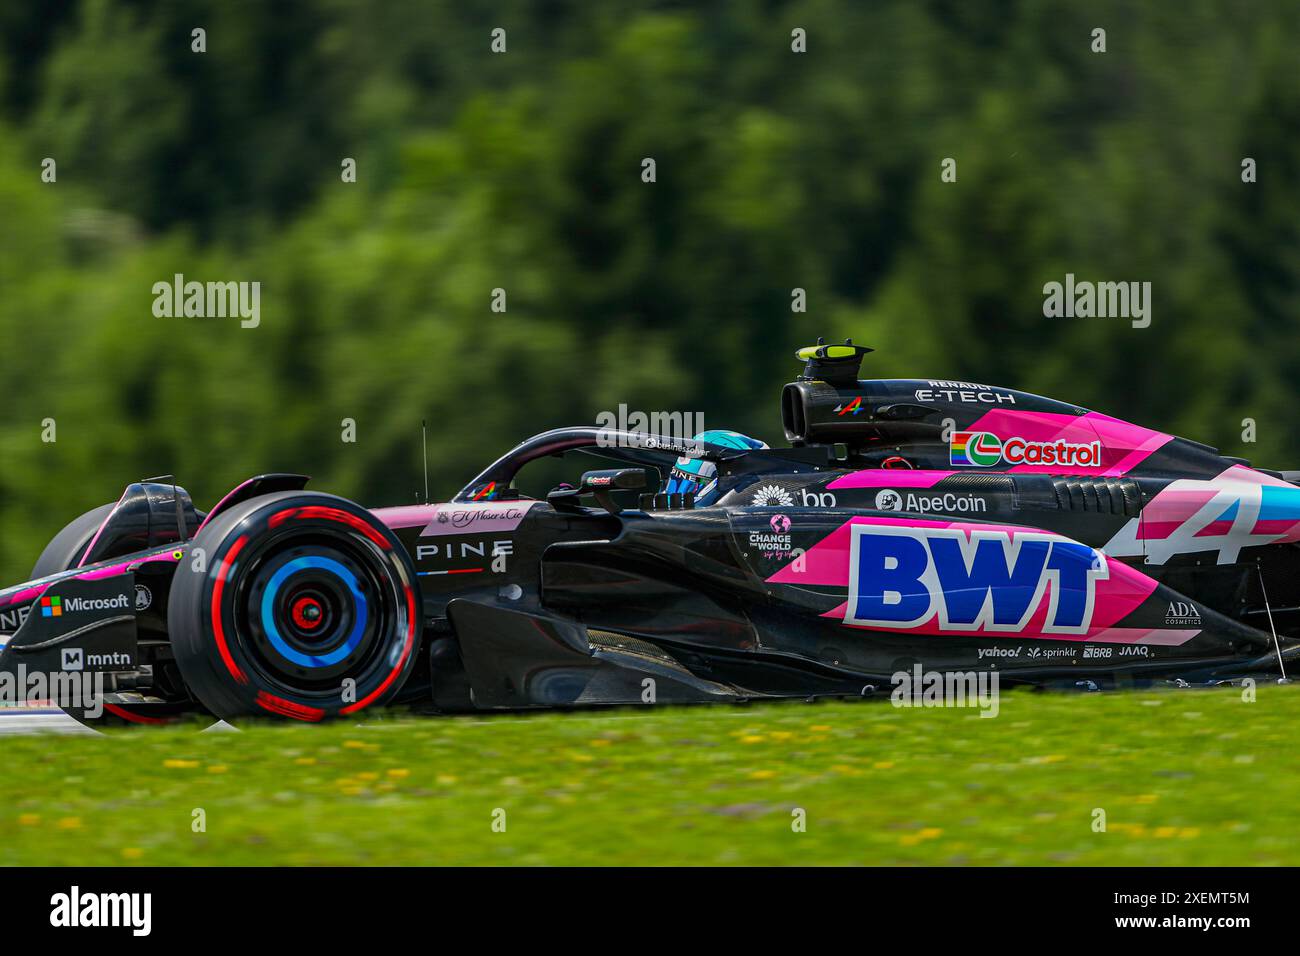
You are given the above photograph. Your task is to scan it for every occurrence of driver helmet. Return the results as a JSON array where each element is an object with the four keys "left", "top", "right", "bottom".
[{"left": 665, "top": 429, "right": 767, "bottom": 498}]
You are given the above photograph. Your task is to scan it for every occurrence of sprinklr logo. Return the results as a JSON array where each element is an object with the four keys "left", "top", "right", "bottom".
[{"left": 50, "top": 886, "right": 151, "bottom": 936}]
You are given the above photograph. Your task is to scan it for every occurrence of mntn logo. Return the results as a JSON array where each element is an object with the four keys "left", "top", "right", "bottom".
[{"left": 846, "top": 525, "right": 1109, "bottom": 633}]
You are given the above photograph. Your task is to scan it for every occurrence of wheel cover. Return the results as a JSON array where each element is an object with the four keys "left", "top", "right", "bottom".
[
  {"left": 232, "top": 535, "right": 396, "bottom": 695},
  {"left": 259, "top": 555, "right": 368, "bottom": 668}
]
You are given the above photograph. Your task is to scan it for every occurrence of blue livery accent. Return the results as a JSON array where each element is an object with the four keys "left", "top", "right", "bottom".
[{"left": 260, "top": 556, "right": 368, "bottom": 667}]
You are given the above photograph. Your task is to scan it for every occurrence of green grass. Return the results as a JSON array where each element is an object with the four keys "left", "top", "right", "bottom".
[{"left": 2, "top": 685, "right": 1298, "bottom": 865}]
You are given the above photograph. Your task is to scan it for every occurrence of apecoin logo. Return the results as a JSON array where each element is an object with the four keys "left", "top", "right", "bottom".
[{"left": 875, "top": 490, "right": 904, "bottom": 511}]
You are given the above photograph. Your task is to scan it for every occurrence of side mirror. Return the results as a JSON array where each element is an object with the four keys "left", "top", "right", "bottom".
[
  {"left": 580, "top": 468, "right": 647, "bottom": 492},
  {"left": 547, "top": 468, "right": 648, "bottom": 515}
]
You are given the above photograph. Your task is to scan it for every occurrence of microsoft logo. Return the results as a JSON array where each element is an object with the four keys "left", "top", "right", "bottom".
[{"left": 36, "top": 593, "right": 129, "bottom": 617}]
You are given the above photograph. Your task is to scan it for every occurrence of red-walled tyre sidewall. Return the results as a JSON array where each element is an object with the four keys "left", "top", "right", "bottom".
[{"left": 167, "top": 491, "right": 422, "bottom": 722}]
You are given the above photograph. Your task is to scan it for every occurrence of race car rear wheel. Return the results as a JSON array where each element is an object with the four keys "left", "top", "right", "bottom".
[{"left": 167, "top": 491, "right": 422, "bottom": 722}]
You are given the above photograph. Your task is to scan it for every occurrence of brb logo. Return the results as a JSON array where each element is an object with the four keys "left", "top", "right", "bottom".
[{"left": 846, "top": 525, "right": 1109, "bottom": 634}]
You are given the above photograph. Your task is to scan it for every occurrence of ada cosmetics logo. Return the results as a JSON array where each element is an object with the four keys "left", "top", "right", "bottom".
[
  {"left": 1165, "top": 600, "right": 1201, "bottom": 626},
  {"left": 749, "top": 513, "right": 793, "bottom": 558}
]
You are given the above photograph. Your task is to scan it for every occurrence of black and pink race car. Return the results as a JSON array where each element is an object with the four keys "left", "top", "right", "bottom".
[{"left": 2, "top": 340, "right": 1297, "bottom": 725}]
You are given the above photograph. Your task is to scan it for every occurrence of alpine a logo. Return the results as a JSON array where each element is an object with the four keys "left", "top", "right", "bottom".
[
  {"left": 950, "top": 431, "right": 1102, "bottom": 468},
  {"left": 846, "top": 525, "right": 1109, "bottom": 634}
]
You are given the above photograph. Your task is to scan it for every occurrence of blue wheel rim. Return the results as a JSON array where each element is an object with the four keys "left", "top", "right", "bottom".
[{"left": 259, "top": 556, "right": 368, "bottom": 667}]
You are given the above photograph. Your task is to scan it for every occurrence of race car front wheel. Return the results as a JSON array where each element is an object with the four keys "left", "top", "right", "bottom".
[{"left": 168, "top": 491, "right": 422, "bottom": 721}]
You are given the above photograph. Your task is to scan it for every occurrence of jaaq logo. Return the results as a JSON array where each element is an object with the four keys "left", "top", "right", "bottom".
[
  {"left": 950, "top": 431, "right": 1102, "bottom": 468},
  {"left": 846, "top": 525, "right": 1109, "bottom": 634}
]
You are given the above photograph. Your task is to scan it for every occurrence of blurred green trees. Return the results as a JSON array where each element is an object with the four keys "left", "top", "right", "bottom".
[{"left": 0, "top": 1, "right": 1297, "bottom": 579}]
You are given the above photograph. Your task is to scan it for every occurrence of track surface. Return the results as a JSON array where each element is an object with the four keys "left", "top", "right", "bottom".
[{"left": 0, "top": 707, "right": 95, "bottom": 735}]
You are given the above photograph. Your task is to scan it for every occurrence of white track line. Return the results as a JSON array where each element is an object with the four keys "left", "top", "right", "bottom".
[{"left": 0, "top": 708, "right": 94, "bottom": 735}]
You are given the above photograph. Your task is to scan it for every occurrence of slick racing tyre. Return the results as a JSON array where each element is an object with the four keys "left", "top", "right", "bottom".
[
  {"left": 168, "top": 492, "right": 422, "bottom": 722},
  {"left": 30, "top": 503, "right": 117, "bottom": 578}
]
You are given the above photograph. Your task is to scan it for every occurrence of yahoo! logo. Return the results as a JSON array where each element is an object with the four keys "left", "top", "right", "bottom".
[{"left": 846, "top": 525, "right": 1108, "bottom": 634}]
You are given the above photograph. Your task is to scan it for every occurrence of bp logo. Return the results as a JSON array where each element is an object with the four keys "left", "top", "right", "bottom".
[
  {"left": 751, "top": 484, "right": 794, "bottom": 507},
  {"left": 874, "top": 489, "right": 904, "bottom": 511},
  {"left": 950, "top": 431, "right": 1002, "bottom": 466}
]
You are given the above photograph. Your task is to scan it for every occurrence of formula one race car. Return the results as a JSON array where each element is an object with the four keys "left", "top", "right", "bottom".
[{"left": 2, "top": 340, "right": 1298, "bottom": 724}]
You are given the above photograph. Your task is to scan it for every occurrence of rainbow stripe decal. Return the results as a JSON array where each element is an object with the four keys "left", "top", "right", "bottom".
[{"left": 949, "top": 431, "right": 1002, "bottom": 466}]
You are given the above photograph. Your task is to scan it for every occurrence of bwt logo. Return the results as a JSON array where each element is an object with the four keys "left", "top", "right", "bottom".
[{"left": 846, "top": 525, "right": 1108, "bottom": 633}]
